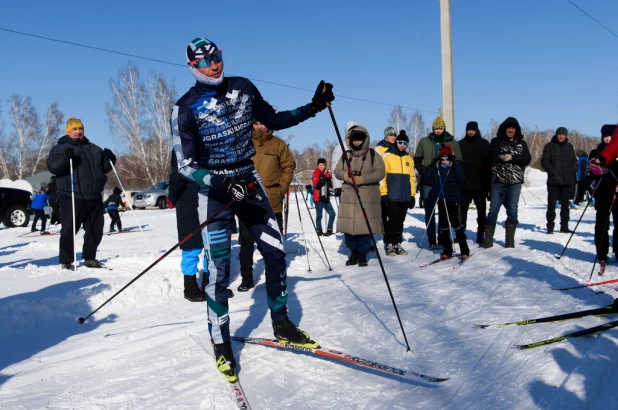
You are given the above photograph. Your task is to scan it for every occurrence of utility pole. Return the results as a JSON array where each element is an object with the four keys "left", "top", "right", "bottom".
[{"left": 439, "top": 0, "right": 455, "bottom": 136}]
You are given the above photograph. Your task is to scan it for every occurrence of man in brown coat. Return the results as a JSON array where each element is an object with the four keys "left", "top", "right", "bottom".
[
  {"left": 237, "top": 119, "right": 295, "bottom": 291},
  {"left": 334, "top": 121, "right": 385, "bottom": 267}
]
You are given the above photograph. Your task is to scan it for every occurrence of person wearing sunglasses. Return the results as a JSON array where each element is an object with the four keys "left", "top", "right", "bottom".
[
  {"left": 172, "top": 36, "right": 334, "bottom": 383},
  {"left": 376, "top": 126, "right": 398, "bottom": 250},
  {"left": 380, "top": 130, "right": 416, "bottom": 256}
]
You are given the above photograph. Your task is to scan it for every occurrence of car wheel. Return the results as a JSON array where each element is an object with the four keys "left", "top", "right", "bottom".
[
  {"left": 2, "top": 204, "right": 30, "bottom": 228},
  {"left": 157, "top": 197, "right": 167, "bottom": 210}
]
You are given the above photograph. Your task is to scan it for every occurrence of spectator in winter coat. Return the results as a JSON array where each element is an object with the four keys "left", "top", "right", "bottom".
[
  {"left": 312, "top": 158, "right": 336, "bottom": 237},
  {"left": 574, "top": 150, "right": 590, "bottom": 205},
  {"left": 481, "top": 117, "right": 531, "bottom": 249},
  {"left": 171, "top": 36, "right": 334, "bottom": 381},
  {"left": 47, "top": 176, "right": 60, "bottom": 225},
  {"left": 31, "top": 182, "right": 50, "bottom": 234},
  {"left": 238, "top": 120, "right": 295, "bottom": 292},
  {"left": 104, "top": 187, "right": 124, "bottom": 233},
  {"left": 334, "top": 121, "right": 385, "bottom": 267},
  {"left": 590, "top": 123, "right": 618, "bottom": 173},
  {"left": 459, "top": 121, "right": 491, "bottom": 244},
  {"left": 541, "top": 127, "right": 577, "bottom": 234},
  {"left": 588, "top": 125, "right": 618, "bottom": 266},
  {"left": 46, "top": 116, "right": 116, "bottom": 269},
  {"left": 376, "top": 126, "right": 397, "bottom": 238},
  {"left": 424, "top": 145, "right": 469, "bottom": 259},
  {"left": 380, "top": 130, "right": 416, "bottom": 256},
  {"left": 414, "top": 112, "right": 462, "bottom": 249}
]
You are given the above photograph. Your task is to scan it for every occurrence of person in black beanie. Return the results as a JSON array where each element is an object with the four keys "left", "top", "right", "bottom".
[{"left": 459, "top": 121, "right": 490, "bottom": 244}]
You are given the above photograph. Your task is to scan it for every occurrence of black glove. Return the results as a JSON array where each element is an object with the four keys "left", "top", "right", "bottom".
[
  {"left": 334, "top": 188, "right": 341, "bottom": 197},
  {"left": 311, "top": 80, "right": 334, "bottom": 112},
  {"left": 223, "top": 178, "right": 262, "bottom": 202},
  {"left": 64, "top": 147, "right": 75, "bottom": 159},
  {"left": 319, "top": 173, "right": 326, "bottom": 180},
  {"left": 381, "top": 195, "right": 389, "bottom": 206},
  {"left": 409, "top": 196, "right": 416, "bottom": 209},
  {"left": 103, "top": 148, "right": 116, "bottom": 164}
]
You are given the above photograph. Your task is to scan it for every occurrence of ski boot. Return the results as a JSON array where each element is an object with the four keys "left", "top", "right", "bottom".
[
  {"left": 213, "top": 341, "right": 237, "bottom": 383},
  {"left": 272, "top": 319, "right": 319, "bottom": 348}
]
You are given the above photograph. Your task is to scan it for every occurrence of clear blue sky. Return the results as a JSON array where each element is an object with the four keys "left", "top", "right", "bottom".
[{"left": 1, "top": 0, "right": 617, "bottom": 155}]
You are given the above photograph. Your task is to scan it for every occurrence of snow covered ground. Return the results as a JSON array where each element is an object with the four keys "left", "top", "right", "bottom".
[{"left": 1, "top": 168, "right": 618, "bottom": 409}]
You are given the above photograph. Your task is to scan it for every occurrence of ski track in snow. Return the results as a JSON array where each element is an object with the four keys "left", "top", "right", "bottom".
[{"left": 1, "top": 169, "right": 618, "bottom": 409}]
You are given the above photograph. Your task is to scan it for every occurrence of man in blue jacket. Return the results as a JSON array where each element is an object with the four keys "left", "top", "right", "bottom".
[
  {"left": 47, "top": 117, "right": 116, "bottom": 269},
  {"left": 171, "top": 37, "right": 334, "bottom": 383}
]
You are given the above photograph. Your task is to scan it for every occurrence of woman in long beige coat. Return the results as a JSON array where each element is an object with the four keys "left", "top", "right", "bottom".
[{"left": 334, "top": 121, "right": 385, "bottom": 267}]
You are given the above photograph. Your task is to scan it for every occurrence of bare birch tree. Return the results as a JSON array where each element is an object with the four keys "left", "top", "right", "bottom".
[
  {"left": 388, "top": 105, "right": 408, "bottom": 133},
  {"left": 407, "top": 111, "right": 427, "bottom": 153},
  {"left": 8, "top": 94, "right": 41, "bottom": 179},
  {"left": 31, "top": 101, "right": 63, "bottom": 175},
  {"left": 0, "top": 102, "right": 10, "bottom": 179}
]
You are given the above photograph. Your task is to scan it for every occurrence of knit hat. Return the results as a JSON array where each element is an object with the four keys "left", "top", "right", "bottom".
[
  {"left": 186, "top": 37, "right": 220, "bottom": 64},
  {"left": 555, "top": 127, "right": 568, "bottom": 137},
  {"left": 396, "top": 130, "right": 409, "bottom": 142},
  {"left": 317, "top": 158, "right": 327, "bottom": 165},
  {"left": 66, "top": 117, "right": 84, "bottom": 134},
  {"left": 466, "top": 121, "right": 479, "bottom": 132},
  {"left": 438, "top": 144, "right": 453, "bottom": 157},
  {"left": 601, "top": 124, "right": 616, "bottom": 138},
  {"left": 113, "top": 187, "right": 122, "bottom": 195},
  {"left": 432, "top": 115, "right": 446, "bottom": 130},
  {"left": 40, "top": 181, "right": 48, "bottom": 189},
  {"left": 384, "top": 126, "right": 396, "bottom": 138}
]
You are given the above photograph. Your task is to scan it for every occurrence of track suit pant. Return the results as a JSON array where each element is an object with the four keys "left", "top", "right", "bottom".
[
  {"left": 108, "top": 209, "right": 122, "bottom": 231},
  {"left": 58, "top": 194, "right": 104, "bottom": 264},
  {"left": 238, "top": 212, "right": 283, "bottom": 285},
  {"left": 437, "top": 201, "right": 469, "bottom": 256},
  {"left": 199, "top": 170, "right": 288, "bottom": 344}
]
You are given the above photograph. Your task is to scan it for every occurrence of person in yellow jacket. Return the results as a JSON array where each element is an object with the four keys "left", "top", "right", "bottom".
[
  {"left": 237, "top": 119, "right": 295, "bottom": 291},
  {"left": 379, "top": 130, "right": 416, "bottom": 256}
]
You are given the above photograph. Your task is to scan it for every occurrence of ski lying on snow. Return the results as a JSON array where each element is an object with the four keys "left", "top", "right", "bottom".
[
  {"left": 552, "top": 277, "right": 618, "bottom": 291},
  {"left": 107, "top": 229, "right": 152, "bottom": 236},
  {"left": 231, "top": 337, "right": 449, "bottom": 383},
  {"left": 514, "top": 318, "right": 618, "bottom": 349},
  {"left": 452, "top": 254, "right": 472, "bottom": 269},
  {"left": 474, "top": 304, "right": 617, "bottom": 329},
  {"left": 190, "top": 335, "right": 251, "bottom": 410},
  {"left": 419, "top": 256, "right": 453, "bottom": 268}
]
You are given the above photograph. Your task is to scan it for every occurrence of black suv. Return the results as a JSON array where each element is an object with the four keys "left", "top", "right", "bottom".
[{"left": 0, "top": 187, "right": 31, "bottom": 228}]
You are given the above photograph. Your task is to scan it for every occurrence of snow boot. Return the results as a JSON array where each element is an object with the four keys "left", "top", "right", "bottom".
[
  {"left": 60, "top": 263, "right": 73, "bottom": 270},
  {"left": 480, "top": 224, "right": 496, "bottom": 249},
  {"left": 547, "top": 222, "right": 554, "bottom": 234},
  {"left": 213, "top": 341, "right": 237, "bottom": 383},
  {"left": 346, "top": 250, "right": 359, "bottom": 266},
  {"left": 184, "top": 275, "right": 206, "bottom": 302},
  {"left": 84, "top": 259, "right": 105, "bottom": 268},
  {"left": 324, "top": 228, "right": 333, "bottom": 236},
  {"left": 560, "top": 226, "right": 573, "bottom": 234},
  {"left": 358, "top": 253, "right": 368, "bottom": 267},
  {"left": 386, "top": 244, "right": 397, "bottom": 256},
  {"left": 505, "top": 220, "right": 517, "bottom": 248},
  {"left": 316, "top": 229, "right": 324, "bottom": 236},
  {"left": 272, "top": 319, "right": 317, "bottom": 347},
  {"left": 237, "top": 281, "right": 254, "bottom": 292}
]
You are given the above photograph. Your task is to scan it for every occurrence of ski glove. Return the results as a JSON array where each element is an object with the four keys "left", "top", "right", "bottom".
[
  {"left": 589, "top": 156, "right": 607, "bottom": 175},
  {"left": 103, "top": 148, "right": 117, "bottom": 164},
  {"left": 334, "top": 188, "right": 341, "bottom": 197},
  {"left": 223, "top": 178, "right": 263, "bottom": 202},
  {"left": 409, "top": 196, "right": 416, "bottom": 209},
  {"left": 311, "top": 80, "right": 335, "bottom": 113},
  {"left": 63, "top": 147, "right": 75, "bottom": 159}
]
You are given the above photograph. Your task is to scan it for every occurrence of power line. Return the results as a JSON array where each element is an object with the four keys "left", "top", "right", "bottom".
[
  {"left": 0, "top": 27, "right": 450, "bottom": 118},
  {"left": 566, "top": 0, "right": 618, "bottom": 39}
]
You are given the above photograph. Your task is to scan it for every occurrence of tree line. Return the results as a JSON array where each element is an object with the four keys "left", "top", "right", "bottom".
[{"left": 0, "top": 65, "right": 601, "bottom": 189}]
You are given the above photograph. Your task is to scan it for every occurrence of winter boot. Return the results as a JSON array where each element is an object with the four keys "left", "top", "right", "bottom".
[
  {"left": 547, "top": 222, "right": 554, "bottom": 234},
  {"left": 84, "top": 259, "right": 105, "bottom": 268},
  {"left": 237, "top": 281, "right": 254, "bottom": 292},
  {"left": 31, "top": 227, "right": 39, "bottom": 233},
  {"left": 272, "top": 319, "right": 317, "bottom": 347},
  {"left": 60, "top": 263, "right": 73, "bottom": 270},
  {"left": 455, "top": 228, "right": 470, "bottom": 257},
  {"left": 394, "top": 243, "right": 408, "bottom": 255},
  {"left": 505, "top": 220, "right": 517, "bottom": 248},
  {"left": 560, "top": 225, "right": 573, "bottom": 234},
  {"left": 324, "top": 228, "right": 333, "bottom": 236},
  {"left": 476, "top": 228, "right": 484, "bottom": 245},
  {"left": 358, "top": 252, "right": 368, "bottom": 267},
  {"left": 316, "top": 229, "right": 324, "bottom": 236},
  {"left": 386, "top": 244, "right": 397, "bottom": 256},
  {"left": 345, "top": 250, "right": 359, "bottom": 266},
  {"left": 213, "top": 341, "right": 237, "bottom": 383},
  {"left": 480, "top": 224, "right": 496, "bottom": 249},
  {"left": 184, "top": 275, "right": 206, "bottom": 302}
]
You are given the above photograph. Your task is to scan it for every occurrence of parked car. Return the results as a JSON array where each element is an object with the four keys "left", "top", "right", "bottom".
[
  {"left": 132, "top": 180, "right": 169, "bottom": 210},
  {"left": 0, "top": 187, "right": 31, "bottom": 227}
]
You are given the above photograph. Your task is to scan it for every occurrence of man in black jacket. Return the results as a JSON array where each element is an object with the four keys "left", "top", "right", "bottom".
[
  {"left": 541, "top": 127, "right": 577, "bottom": 234},
  {"left": 47, "top": 117, "right": 116, "bottom": 269},
  {"left": 459, "top": 121, "right": 490, "bottom": 244}
]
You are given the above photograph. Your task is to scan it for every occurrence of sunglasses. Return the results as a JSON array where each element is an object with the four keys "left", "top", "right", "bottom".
[
  {"left": 396, "top": 141, "right": 409, "bottom": 146},
  {"left": 188, "top": 50, "right": 223, "bottom": 68},
  {"left": 441, "top": 156, "right": 451, "bottom": 161}
]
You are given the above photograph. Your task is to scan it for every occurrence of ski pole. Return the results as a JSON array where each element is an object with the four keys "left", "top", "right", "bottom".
[
  {"left": 69, "top": 158, "right": 77, "bottom": 271},
  {"left": 109, "top": 160, "right": 153, "bottom": 253},
  {"left": 77, "top": 198, "right": 236, "bottom": 324},
  {"left": 292, "top": 179, "right": 312, "bottom": 272},
  {"left": 437, "top": 170, "right": 456, "bottom": 252},
  {"left": 555, "top": 181, "right": 601, "bottom": 260},
  {"left": 293, "top": 170, "right": 332, "bottom": 271},
  {"left": 326, "top": 102, "right": 411, "bottom": 352}
]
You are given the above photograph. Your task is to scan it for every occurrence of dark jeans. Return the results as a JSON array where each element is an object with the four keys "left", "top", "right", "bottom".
[
  {"left": 546, "top": 185, "right": 573, "bottom": 229},
  {"left": 460, "top": 189, "right": 486, "bottom": 234},
  {"left": 58, "top": 194, "right": 104, "bottom": 264},
  {"left": 344, "top": 233, "right": 372, "bottom": 255},
  {"left": 239, "top": 212, "right": 283, "bottom": 284},
  {"left": 385, "top": 201, "right": 408, "bottom": 245},
  {"left": 108, "top": 209, "right": 122, "bottom": 231},
  {"left": 487, "top": 183, "right": 522, "bottom": 225},
  {"left": 32, "top": 209, "right": 46, "bottom": 232},
  {"left": 595, "top": 197, "right": 618, "bottom": 261},
  {"left": 315, "top": 200, "right": 336, "bottom": 231}
]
